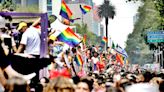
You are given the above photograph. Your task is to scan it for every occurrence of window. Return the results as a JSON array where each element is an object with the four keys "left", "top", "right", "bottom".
[
  {"left": 47, "top": 0, "right": 52, "bottom": 16},
  {"left": 47, "top": 0, "right": 51, "bottom": 4},
  {"left": 47, "top": 6, "right": 52, "bottom": 11}
]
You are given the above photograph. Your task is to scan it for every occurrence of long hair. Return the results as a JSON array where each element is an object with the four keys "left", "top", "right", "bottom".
[{"left": 43, "top": 76, "right": 75, "bottom": 92}]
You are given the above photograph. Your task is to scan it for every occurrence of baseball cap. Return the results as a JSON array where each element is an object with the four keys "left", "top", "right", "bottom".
[
  {"left": 17, "top": 22, "right": 27, "bottom": 31},
  {"left": 49, "top": 35, "right": 57, "bottom": 41},
  {"left": 0, "top": 16, "right": 6, "bottom": 28}
]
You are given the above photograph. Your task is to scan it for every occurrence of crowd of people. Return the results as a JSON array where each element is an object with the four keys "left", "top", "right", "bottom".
[{"left": 0, "top": 14, "right": 164, "bottom": 92}]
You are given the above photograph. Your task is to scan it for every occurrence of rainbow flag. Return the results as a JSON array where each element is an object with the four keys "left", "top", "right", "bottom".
[
  {"left": 57, "top": 27, "right": 81, "bottom": 47},
  {"left": 83, "top": 34, "right": 87, "bottom": 44},
  {"left": 74, "top": 54, "right": 83, "bottom": 66},
  {"left": 60, "top": 0, "right": 73, "bottom": 20},
  {"left": 124, "top": 59, "right": 129, "bottom": 65},
  {"left": 101, "top": 37, "right": 108, "bottom": 46},
  {"left": 116, "top": 53, "right": 124, "bottom": 65},
  {"left": 125, "top": 59, "right": 129, "bottom": 64},
  {"left": 80, "top": 5, "right": 91, "bottom": 14}
]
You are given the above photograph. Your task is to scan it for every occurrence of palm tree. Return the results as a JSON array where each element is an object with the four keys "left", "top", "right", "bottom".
[{"left": 98, "top": 0, "right": 116, "bottom": 49}]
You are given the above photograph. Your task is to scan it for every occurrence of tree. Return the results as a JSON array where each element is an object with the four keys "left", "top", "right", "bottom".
[
  {"left": 48, "top": 15, "right": 57, "bottom": 24},
  {"left": 125, "top": 0, "right": 161, "bottom": 64},
  {"left": 16, "top": 4, "right": 39, "bottom": 13},
  {"left": 126, "top": 0, "right": 163, "bottom": 29},
  {"left": 97, "top": 0, "right": 116, "bottom": 49},
  {"left": 74, "top": 23, "right": 101, "bottom": 45},
  {"left": 1, "top": 0, "right": 16, "bottom": 11}
]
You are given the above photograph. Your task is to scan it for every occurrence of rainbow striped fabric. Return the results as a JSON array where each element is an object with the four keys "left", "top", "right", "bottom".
[
  {"left": 116, "top": 53, "right": 124, "bottom": 65},
  {"left": 57, "top": 27, "right": 81, "bottom": 47},
  {"left": 79, "top": 5, "right": 91, "bottom": 14},
  {"left": 101, "top": 37, "right": 108, "bottom": 46},
  {"left": 83, "top": 34, "right": 87, "bottom": 44},
  {"left": 74, "top": 54, "right": 83, "bottom": 66},
  {"left": 124, "top": 59, "right": 129, "bottom": 65},
  {"left": 60, "top": 0, "right": 73, "bottom": 20}
]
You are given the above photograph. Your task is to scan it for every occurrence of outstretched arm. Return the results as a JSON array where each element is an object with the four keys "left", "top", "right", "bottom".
[
  {"left": 16, "top": 44, "right": 25, "bottom": 53},
  {"left": 31, "top": 18, "right": 41, "bottom": 27}
]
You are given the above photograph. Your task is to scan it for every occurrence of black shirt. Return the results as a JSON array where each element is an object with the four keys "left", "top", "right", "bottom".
[{"left": 0, "top": 40, "right": 10, "bottom": 69}]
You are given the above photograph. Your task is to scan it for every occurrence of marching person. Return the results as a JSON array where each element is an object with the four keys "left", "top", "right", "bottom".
[{"left": 0, "top": 15, "right": 36, "bottom": 85}]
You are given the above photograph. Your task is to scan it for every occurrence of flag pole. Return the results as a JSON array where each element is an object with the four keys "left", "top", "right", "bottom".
[{"left": 81, "top": 13, "right": 84, "bottom": 24}]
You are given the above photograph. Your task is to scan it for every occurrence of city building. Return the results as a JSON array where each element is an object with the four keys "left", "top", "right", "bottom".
[
  {"left": 64, "top": 0, "right": 101, "bottom": 35},
  {"left": 1, "top": 0, "right": 103, "bottom": 36},
  {"left": 100, "top": 24, "right": 104, "bottom": 37},
  {"left": 10, "top": 0, "right": 93, "bottom": 15},
  {"left": 64, "top": 0, "right": 93, "bottom": 6},
  {"left": 93, "top": 6, "right": 102, "bottom": 36},
  {"left": 66, "top": 3, "right": 94, "bottom": 33}
]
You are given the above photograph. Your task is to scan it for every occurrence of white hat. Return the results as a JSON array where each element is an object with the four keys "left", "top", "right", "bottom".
[
  {"left": 0, "top": 16, "right": 6, "bottom": 28},
  {"left": 126, "top": 83, "right": 159, "bottom": 92}
]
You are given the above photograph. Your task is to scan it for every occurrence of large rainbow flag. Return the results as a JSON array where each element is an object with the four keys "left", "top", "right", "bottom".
[
  {"left": 60, "top": 0, "right": 73, "bottom": 20},
  {"left": 74, "top": 54, "right": 83, "bottom": 66},
  {"left": 57, "top": 27, "right": 81, "bottom": 47},
  {"left": 80, "top": 5, "right": 91, "bottom": 14}
]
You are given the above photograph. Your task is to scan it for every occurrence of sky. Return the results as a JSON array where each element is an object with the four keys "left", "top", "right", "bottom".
[{"left": 92, "top": 0, "right": 140, "bottom": 48}]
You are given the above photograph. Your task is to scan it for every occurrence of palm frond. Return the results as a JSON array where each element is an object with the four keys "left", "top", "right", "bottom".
[{"left": 97, "top": 0, "right": 116, "bottom": 19}]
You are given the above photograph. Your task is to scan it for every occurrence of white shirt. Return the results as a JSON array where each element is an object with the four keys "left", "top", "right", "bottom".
[
  {"left": 91, "top": 57, "right": 99, "bottom": 64},
  {"left": 20, "top": 26, "right": 41, "bottom": 55}
]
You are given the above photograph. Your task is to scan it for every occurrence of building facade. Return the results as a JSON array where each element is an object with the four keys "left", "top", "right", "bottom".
[
  {"left": 14, "top": 0, "right": 39, "bottom": 7},
  {"left": 11, "top": 0, "right": 102, "bottom": 36},
  {"left": 100, "top": 24, "right": 104, "bottom": 37},
  {"left": 64, "top": 0, "right": 101, "bottom": 35}
]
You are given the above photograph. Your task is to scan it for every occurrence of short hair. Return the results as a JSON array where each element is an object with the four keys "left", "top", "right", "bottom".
[
  {"left": 71, "top": 48, "right": 76, "bottom": 54},
  {"left": 72, "top": 76, "right": 80, "bottom": 84},
  {"left": 77, "top": 46, "right": 81, "bottom": 49},
  {"left": 106, "top": 87, "right": 122, "bottom": 92},
  {"left": 159, "top": 81, "right": 164, "bottom": 92},
  {"left": 78, "top": 78, "right": 94, "bottom": 91}
]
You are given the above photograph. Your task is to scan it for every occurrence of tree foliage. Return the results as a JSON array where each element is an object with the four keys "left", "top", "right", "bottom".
[
  {"left": 97, "top": 0, "right": 116, "bottom": 19},
  {"left": 126, "top": 0, "right": 163, "bottom": 28},
  {"left": 125, "top": 0, "right": 162, "bottom": 65},
  {"left": 0, "top": 0, "right": 39, "bottom": 12},
  {"left": 74, "top": 23, "right": 101, "bottom": 46},
  {"left": 1, "top": 0, "right": 16, "bottom": 11},
  {"left": 16, "top": 4, "right": 39, "bottom": 13}
]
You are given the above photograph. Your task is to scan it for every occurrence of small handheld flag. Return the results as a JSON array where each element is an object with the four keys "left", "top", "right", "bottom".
[
  {"left": 112, "top": 41, "right": 115, "bottom": 49},
  {"left": 74, "top": 54, "right": 83, "bottom": 66},
  {"left": 101, "top": 36, "right": 108, "bottom": 46},
  {"left": 80, "top": 5, "right": 91, "bottom": 14},
  {"left": 115, "top": 45, "right": 128, "bottom": 58},
  {"left": 116, "top": 53, "right": 124, "bottom": 65},
  {"left": 83, "top": 34, "right": 87, "bottom": 44}
]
